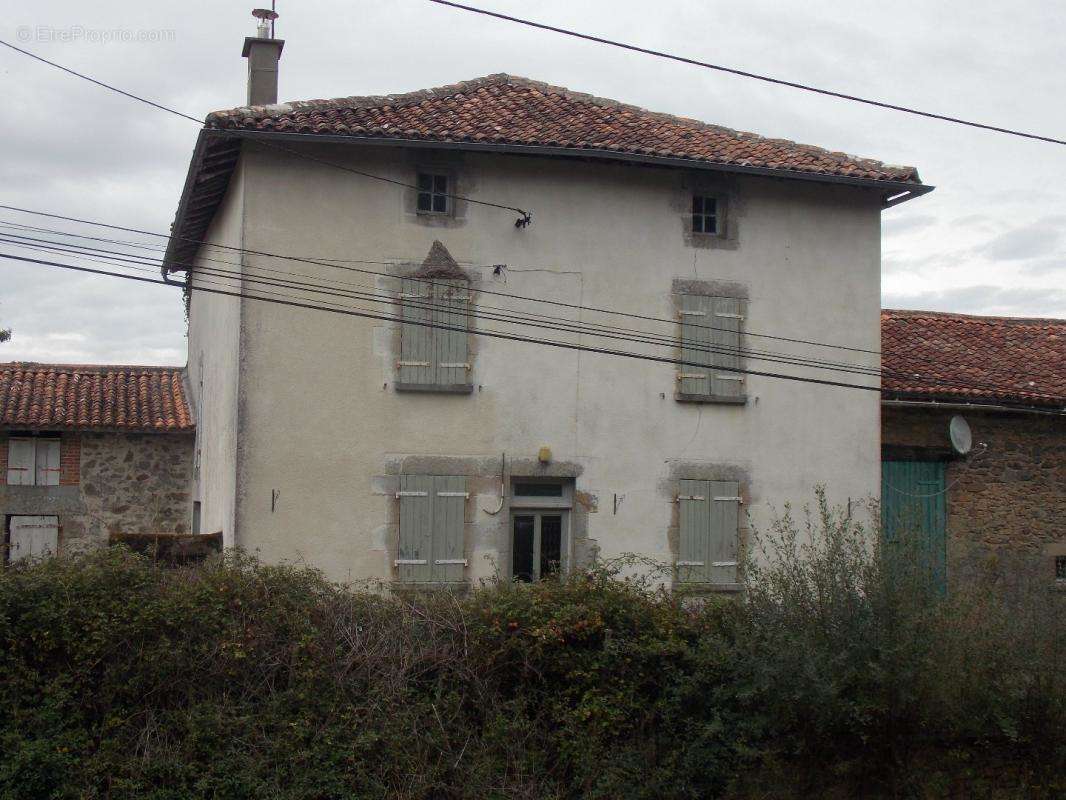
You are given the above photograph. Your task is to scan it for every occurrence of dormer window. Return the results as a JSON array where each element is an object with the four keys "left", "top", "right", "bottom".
[
  {"left": 692, "top": 195, "right": 718, "bottom": 235},
  {"left": 417, "top": 173, "right": 450, "bottom": 214}
]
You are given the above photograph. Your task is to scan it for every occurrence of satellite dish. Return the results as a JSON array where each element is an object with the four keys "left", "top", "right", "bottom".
[{"left": 949, "top": 415, "right": 973, "bottom": 455}]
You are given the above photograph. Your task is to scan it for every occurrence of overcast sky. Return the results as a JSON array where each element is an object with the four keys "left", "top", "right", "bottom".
[{"left": 1, "top": 0, "right": 1063, "bottom": 365}]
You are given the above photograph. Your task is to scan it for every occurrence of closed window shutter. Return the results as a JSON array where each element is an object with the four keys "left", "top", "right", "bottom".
[
  {"left": 710, "top": 298, "right": 744, "bottom": 398},
  {"left": 678, "top": 479, "right": 740, "bottom": 584},
  {"left": 708, "top": 481, "right": 740, "bottom": 583},
  {"left": 397, "top": 475, "right": 434, "bottom": 583},
  {"left": 678, "top": 295, "right": 713, "bottom": 395},
  {"left": 678, "top": 479, "right": 710, "bottom": 583},
  {"left": 37, "top": 440, "right": 60, "bottom": 486},
  {"left": 433, "top": 280, "right": 470, "bottom": 387},
  {"left": 9, "top": 516, "right": 59, "bottom": 562},
  {"left": 7, "top": 439, "right": 36, "bottom": 486},
  {"left": 432, "top": 476, "right": 467, "bottom": 583},
  {"left": 399, "top": 277, "right": 433, "bottom": 386}
]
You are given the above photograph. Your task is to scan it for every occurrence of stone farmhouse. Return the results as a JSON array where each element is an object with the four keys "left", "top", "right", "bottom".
[
  {"left": 159, "top": 25, "right": 931, "bottom": 589},
  {"left": 0, "top": 364, "right": 195, "bottom": 562},
  {"left": 881, "top": 310, "right": 1066, "bottom": 589}
]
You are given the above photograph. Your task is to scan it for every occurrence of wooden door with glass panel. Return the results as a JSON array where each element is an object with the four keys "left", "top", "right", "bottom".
[{"left": 511, "top": 511, "right": 567, "bottom": 582}]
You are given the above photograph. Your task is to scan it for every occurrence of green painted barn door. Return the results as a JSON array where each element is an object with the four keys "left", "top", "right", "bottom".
[{"left": 881, "top": 460, "right": 947, "bottom": 594}]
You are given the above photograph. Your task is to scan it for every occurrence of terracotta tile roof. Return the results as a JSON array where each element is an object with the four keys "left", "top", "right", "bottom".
[
  {"left": 881, "top": 310, "right": 1066, "bottom": 409},
  {"left": 0, "top": 364, "right": 194, "bottom": 432},
  {"left": 206, "top": 74, "right": 922, "bottom": 185}
]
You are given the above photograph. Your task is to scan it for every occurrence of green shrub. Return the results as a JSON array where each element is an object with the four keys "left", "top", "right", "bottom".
[
  {"left": 0, "top": 507, "right": 1063, "bottom": 800},
  {"left": 733, "top": 489, "right": 1066, "bottom": 796}
]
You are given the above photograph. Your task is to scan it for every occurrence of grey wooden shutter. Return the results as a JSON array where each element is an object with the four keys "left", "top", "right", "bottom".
[
  {"left": 678, "top": 295, "right": 713, "bottom": 395},
  {"left": 432, "top": 476, "right": 467, "bottom": 583},
  {"left": 8, "top": 515, "right": 59, "bottom": 562},
  {"left": 433, "top": 280, "right": 470, "bottom": 388},
  {"left": 37, "top": 440, "right": 60, "bottom": 487},
  {"left": 399, "top": 277, "right": 433, "bottom": 386},
  {"left": 710, "top": 298, "right": 744, "bottom": 398},
  {"left": 678, "top": 479, "right": 740, "bottom": 584},
  {"left": 397, "top": 474, "right": 433, "bottom": 582},
  {"left": 678, "top": 479, "right": 710, "bottom": 583},
  {"left": 7, "top": 439, "right": 36, "bottom": 486},
  {"left": 708, "top": 481, "right": 740, "bottom": 583}
]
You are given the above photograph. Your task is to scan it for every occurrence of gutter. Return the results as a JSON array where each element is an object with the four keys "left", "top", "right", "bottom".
[{"left": 882, "top": 398, "right": 1066, "bottom": 418}]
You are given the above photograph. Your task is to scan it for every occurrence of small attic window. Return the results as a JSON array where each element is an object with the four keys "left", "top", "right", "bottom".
[
  {"left": 692, "top": 195, "right": 718, "bottom": 235},
  {"left": 417, "top": 173, "right": 450, "bottom": 214}
]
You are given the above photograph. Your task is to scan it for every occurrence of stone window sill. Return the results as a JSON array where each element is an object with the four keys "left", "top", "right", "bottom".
[
  {"left": 675, "top": 392, "right": 747, "bottom": 405},
  {"left": 395, "top": 382, "right": 474, "bottom": 395}
]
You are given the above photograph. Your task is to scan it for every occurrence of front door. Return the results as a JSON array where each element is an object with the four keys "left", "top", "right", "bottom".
[
  {"left": 511, "top": 512, "right": 566, "bottom": 582},
  {"left": 881, "top": 461, "right": 947, "bottom": 593},
  {"left": 7, "top": 516, "right": 59, "bottom": 563}
]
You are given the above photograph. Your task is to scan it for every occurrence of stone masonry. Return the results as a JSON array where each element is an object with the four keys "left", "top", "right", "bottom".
[
  {"left": 882, "top": 406, "right": 1066, "bottom": 579},
  {"left": 1, "top": 431, "right": 194, "bottom": 557}
]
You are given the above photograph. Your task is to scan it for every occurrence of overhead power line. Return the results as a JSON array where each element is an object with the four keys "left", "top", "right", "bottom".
[
  {"left": 0, "top": 230, "right": 888, "bottom": 380},
  {"left": 0, "top": 203, "right": 881, "bottom": 356},
  {"left": 0, "top": 250, "right": 889, "bottom": 394},
  {"left": 425, "top": 0, "right": 1066, "bottom": 147},
  {"left": 3, "top": 237, "right": 1063, "bottom": 406},
  {"left": 2, "top": 210, "right": 1062, "bottom": 402},
  {"left": 0, "top": 39, "right": 532, "bottom": 226}
]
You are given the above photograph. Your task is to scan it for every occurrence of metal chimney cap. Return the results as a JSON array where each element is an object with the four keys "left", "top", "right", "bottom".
[{"left": 252, "top": 8, "right": 279, "bottom": 20}]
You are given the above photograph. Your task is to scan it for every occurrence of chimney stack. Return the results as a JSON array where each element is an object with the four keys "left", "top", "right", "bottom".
[{"left": 242, "top": 9, "right": 284, "bottom": 106}]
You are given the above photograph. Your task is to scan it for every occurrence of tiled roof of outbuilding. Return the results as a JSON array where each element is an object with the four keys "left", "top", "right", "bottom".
[
  {"left": 207, "top": 74, "right": 922, "bottom": 185},
  {"left": 881, "top": 310, "right": 1066, "bottom": 409},
  {"left": 0, "top": 363, "right": 194, "bottom": 432}
]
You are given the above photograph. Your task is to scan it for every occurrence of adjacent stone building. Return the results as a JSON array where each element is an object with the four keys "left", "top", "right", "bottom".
[
  {"left": 0, "top": 364, "right": 195, "bottom": 562},
  {"left": 881, "top": 310, "right": 1066, "bottom": 587}
]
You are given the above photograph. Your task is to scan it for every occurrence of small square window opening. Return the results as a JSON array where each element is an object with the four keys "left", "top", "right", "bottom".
[
  {"left": 1056, "top": 555, "right": 1066, "bottom": 581},
  {"left": 417, "top": 173, "right": 450, "bottom": 214},
  {"left": 692, "top": 195, "right": 718, "bottom": 235}
]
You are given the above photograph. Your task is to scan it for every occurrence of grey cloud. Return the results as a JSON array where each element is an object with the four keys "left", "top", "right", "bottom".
[{"left": 979, "top": 218, "right": 1066, "bottom": 261}]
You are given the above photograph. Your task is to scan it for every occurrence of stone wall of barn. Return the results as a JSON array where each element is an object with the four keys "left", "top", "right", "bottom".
[
  {"left": 1, "top": 431, "right": 194, "bottom": 558},
  {"left": 882, "top": 405, "right": 1066, "bottom": 583}
]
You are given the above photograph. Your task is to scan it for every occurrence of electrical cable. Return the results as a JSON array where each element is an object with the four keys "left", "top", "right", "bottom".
[
  {"left": 0, "top": 39, "right": 532, "bottom": 225},
  {"left": 424, "top": 0, "right": 1066, "bottom": 147},
  {"left": 0, "top": 232, "right": 889, "bottom": 379},
  {"left": 0, "top": 204, "right": 886, "bottom": 356},
  {"left": 0, "top": 249, "right": 895, "bottom": 394},
  {"left": 4, "top": 214, "right": 1061, "bottom": 401}
]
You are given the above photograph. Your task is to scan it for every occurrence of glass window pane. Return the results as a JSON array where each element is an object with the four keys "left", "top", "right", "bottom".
[
  {"left": 418, "top": 173, "right": 432, "bottom": 191},
  {"left": 433, "top": 174, "right": 448, "bottom": 193},
  {"left": 417, "top": 192, "right": 432, "bottom": 212},
  {"left": 705, "top": 197, "right": 717, "bottom": 215},
  {"left": 692, "top": 195, "right": 703, "bottom": 214},
  {"left": 432, "top": 194, "right": 448, "bottom": 213},
  {"left": 513, "top": 482, "right": 563, "bottom": 498},
  {"left": 512, "top": 516, "right": 535, "bottom": 582},
  {"left": 705, "top": 215, "right": 717, "bottom": 234},
  {"left": 692, "top": 214, "right": 703, "bottom": 233},
  {"left": 540, "top": 515, "right": 563, "bottom": 578}
]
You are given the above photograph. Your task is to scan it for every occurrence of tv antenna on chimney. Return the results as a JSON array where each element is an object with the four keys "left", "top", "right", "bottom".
[{"left": 252, "top": 6, "right": 279, "bottom": 39}]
